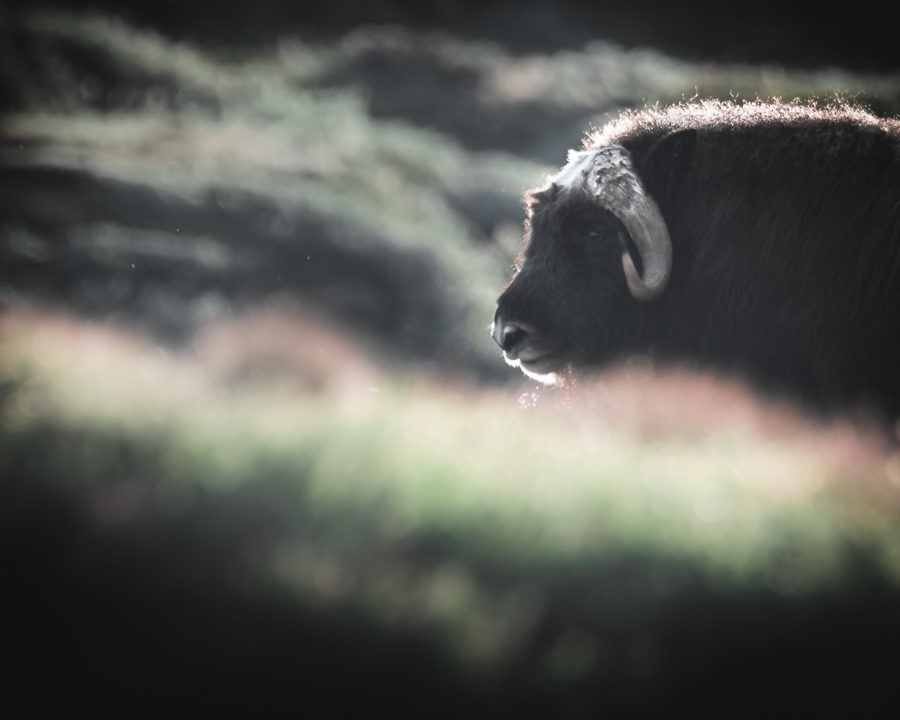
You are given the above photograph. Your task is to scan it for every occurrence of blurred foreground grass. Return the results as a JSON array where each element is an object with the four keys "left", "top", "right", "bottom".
[{"left": 4, "top": 310, "right": 900, "bottom": 677}]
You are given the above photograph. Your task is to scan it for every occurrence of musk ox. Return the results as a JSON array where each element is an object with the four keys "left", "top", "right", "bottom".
[{"left": 492, "top": 101, "right": 900, "bottom": 415}]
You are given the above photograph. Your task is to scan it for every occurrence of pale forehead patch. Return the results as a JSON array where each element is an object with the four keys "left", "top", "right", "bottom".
[
  {"left": 549, "top": 150, "right": 597, "bottom": 189},
  {"left": 549, "top": 145, "right": 633, "bottom": 191}
]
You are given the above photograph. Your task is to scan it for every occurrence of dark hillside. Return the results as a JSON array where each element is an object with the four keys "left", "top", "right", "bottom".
[{"left": 4, "top": 0, "right": 899, "bottom": 71}]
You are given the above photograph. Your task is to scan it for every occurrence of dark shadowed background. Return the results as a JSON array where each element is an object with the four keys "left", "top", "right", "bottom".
[{"left": 3, "top": 1, "right": 900, "bottom": 714}]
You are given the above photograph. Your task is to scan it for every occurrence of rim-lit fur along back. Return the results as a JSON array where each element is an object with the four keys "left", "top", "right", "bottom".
[{"left": 590, "top": 99, "right": 900, "bottom": 148}]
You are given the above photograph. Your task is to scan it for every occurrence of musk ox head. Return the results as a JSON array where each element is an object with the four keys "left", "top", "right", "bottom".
[{"left": 492, "top": 130, "right": 695, "bottom": 383}]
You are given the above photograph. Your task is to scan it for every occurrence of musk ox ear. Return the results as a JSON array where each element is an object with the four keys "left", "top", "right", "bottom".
[
  {"left": 643, "top": 129, "right": 697, "bottom": 204},
  {"left": 527, "top": 182, "right": 561, "bottom": 210},
  {"left": 536, "top": 183, "right": 561, "bottom": 202}
]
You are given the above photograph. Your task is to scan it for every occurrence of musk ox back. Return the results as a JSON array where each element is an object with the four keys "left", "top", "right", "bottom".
[{"left": 492, "top": 101, "right": 900, "bottom": 416}]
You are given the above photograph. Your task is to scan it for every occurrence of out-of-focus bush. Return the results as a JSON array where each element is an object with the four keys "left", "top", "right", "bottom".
[
  {"left": 0, "top": 12, "right": 546, "bottom": 379},
  {"left": 312, "top": 25, "right": 900, "bottom": 162}
]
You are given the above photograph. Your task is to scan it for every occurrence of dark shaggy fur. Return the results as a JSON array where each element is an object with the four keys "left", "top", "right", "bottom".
[{"left": 494, "top": 100, "right": 900, "bottom": 415}]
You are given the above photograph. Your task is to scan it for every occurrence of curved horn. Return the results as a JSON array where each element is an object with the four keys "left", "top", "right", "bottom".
[{"left": 584, "top": 146, "right": 672, "bottom": 301}]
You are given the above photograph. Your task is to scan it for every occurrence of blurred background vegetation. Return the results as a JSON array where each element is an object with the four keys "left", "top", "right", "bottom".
[{"left": 2, "top": 2, "right": 900, "bottom": 713}]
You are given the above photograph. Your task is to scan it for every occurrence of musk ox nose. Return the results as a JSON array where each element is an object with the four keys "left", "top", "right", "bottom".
[{"left": 491, "top": 317, "right": 529, "bottom": 354}]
